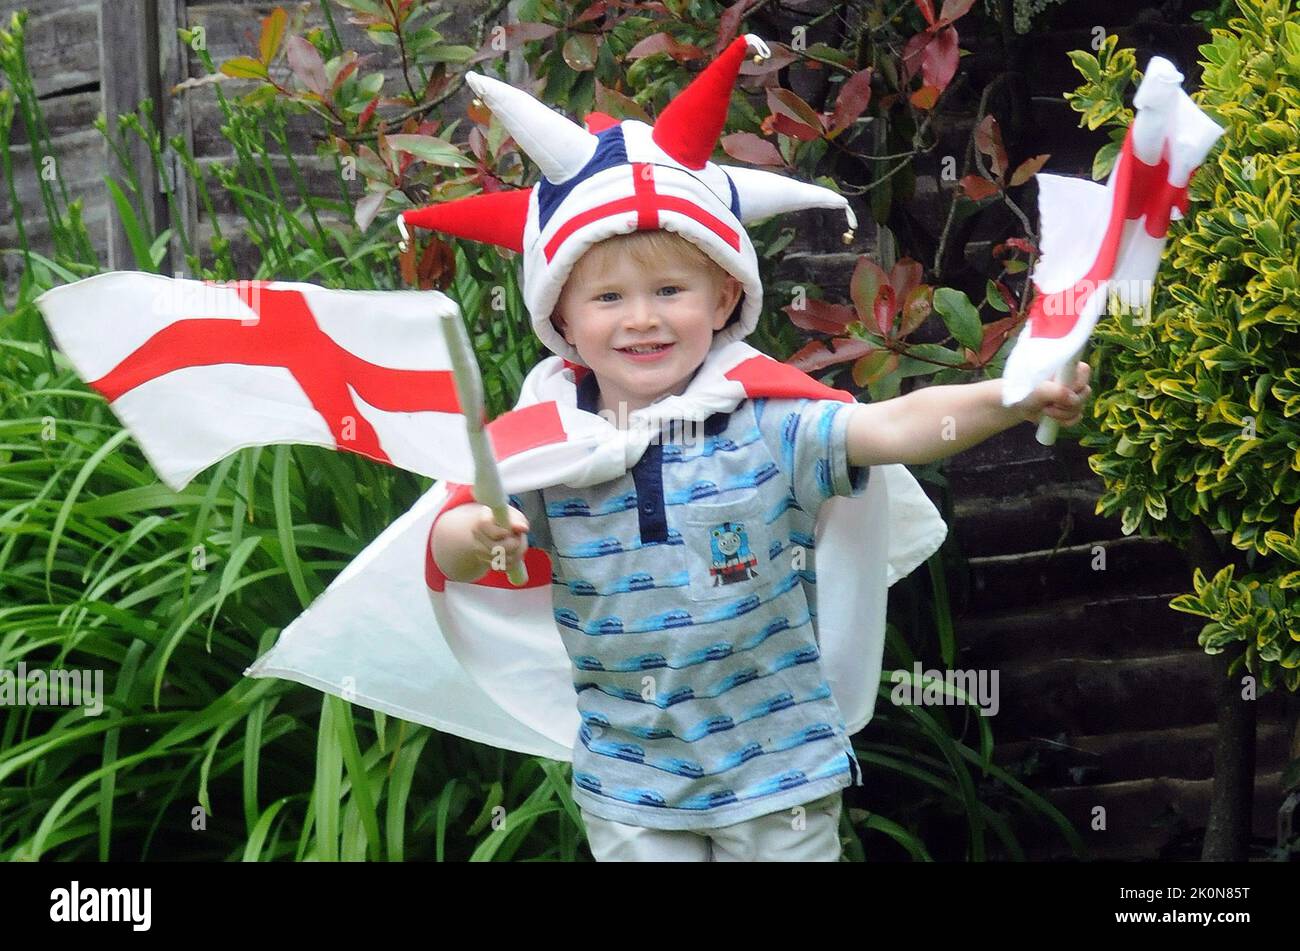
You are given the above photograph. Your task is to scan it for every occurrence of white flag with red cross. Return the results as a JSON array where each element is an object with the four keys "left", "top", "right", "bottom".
[
  {"left": 999, "top": 56, "right": 1225, "bottom": 413},
  {"left": 34, "top": 272, "right": 485, "bottom": 490}
]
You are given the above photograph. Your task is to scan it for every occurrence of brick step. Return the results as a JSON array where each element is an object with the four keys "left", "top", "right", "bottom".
[
  {"left": 958, "top": 535, "right": 1193, "bottom": 613},
  {"left": 970, "top": 650, "right": 1291, "bottom": 738},
  {"left": 946, "top": 422, "right": 1093, "bottom": 474},
  {"left": 950, "top": 484, "right": 1127, "bottom": 557},
  {"left": 953, "top": 591, "right": 1203, "bottom": 662},
  {"left": 947, "top": 453, "right": 1093, "bottom": 496},
  {"left": 1015, "top": 770, "right": 1287, "bottom": 862},
  {"left": 992, "top": 721, "right": 1296, "bottom": 786}
]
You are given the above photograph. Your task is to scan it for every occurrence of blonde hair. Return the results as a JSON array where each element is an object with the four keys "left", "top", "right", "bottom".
[
  {"left": 551, "top": 230, "right": 742, "bottom": 332},
  {"left": 576, "top": 229, "right": 725, "bottom": 277}
]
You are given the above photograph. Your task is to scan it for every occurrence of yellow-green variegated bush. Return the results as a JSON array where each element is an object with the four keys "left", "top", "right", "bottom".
[{"left": 1068, "top": 0, "right": 1300, "bottom": 691}]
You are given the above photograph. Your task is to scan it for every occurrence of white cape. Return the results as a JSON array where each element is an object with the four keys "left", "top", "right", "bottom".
[{"left": 245, "top": 338, "right": 948, "bottom": 761}]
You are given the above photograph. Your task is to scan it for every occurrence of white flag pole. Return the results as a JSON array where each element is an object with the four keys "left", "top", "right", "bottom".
[
  {"left": 401, "top": 218, "right": 529, "bottom": 586},
  {"left": 1035, "top": 346, "right": 1083, "bottom": 446}
]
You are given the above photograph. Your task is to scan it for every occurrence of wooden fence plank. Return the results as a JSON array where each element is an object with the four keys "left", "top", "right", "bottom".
[
  {"left": 157, "top": 0, "right": 196, "bottom": 274},
  {"left": 98, "top": 0, "right": 164, "bottom": 268}
]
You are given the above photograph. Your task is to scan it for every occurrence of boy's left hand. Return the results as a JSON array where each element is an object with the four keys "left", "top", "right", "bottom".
[{"left": 1008, "top": 361, "right": 1092, "bottom": 427}]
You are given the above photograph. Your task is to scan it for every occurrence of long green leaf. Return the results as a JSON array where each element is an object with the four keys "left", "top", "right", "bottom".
[
  {"left": 329, "top": 695, "right": 383, "bottom": 861},
  {"left": 313, "top": 695, "right": 342, "bottom": 861},
  {"left": 385, "top": 730, "right": 430, "bottom": 862},
  {"left": 271, "top": 445, "right": 314, "bottom": 609},
  {"left": 103, "top": 177, "right": 158, "bottom": 273},
  {"left": 44, "top": 428, "right": 130, "bottom": 600},
  {"left": 242, "top": 797, "right": 292, "bottom": 861}
]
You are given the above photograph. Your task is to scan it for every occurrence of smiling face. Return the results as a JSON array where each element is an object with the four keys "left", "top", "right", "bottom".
[
  {"left": 551, "top": 232, "right": 744, "bottom": 420},
  {"left": 714, "top": 525, "right": 743, "bottom": 557}
]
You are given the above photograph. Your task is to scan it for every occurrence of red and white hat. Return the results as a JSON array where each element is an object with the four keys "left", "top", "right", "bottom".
[{"left": 401, "top": 34, "right": 857, "bottom": 367}]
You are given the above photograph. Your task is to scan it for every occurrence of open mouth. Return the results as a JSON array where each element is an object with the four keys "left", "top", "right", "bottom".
[{"left": 617, "top": 343, "right": 674, "bottom": 359}]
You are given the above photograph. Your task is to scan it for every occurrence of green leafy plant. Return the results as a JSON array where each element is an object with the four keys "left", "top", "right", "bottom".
[{"left": 1068, "top": 0, "right": 1300, "bottom": 693}]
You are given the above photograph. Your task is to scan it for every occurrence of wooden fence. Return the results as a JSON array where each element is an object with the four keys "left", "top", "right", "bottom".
[{"left": 0, "top": 0, "right": 496, "bottom": 286}]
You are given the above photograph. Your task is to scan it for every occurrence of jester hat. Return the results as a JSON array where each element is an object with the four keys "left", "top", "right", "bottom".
[{"left": 401, "top": 34, "right": 858, "bottom": 367}]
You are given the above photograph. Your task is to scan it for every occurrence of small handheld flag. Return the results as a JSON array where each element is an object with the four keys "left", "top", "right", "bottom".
[{"left": 999, "top": 56, "right": 1225, "bottom": 445}]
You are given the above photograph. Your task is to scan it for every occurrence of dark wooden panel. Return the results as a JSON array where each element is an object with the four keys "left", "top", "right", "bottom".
[
  {"left": 180, "top": 3, "right": 480, "bottom": 157},
  {"left": 1018, "top": 771, "right": 1285, "bottom": 861},
  {"left": 0, "top": 192, "right": 111, "bottom": 275},
  {"left": 6, "top": 3, "right": 101, "bottom": 97},
  {"left": 994, "top": 721, "right": 1294, "bottom": 786},
  {"left": 165, "top": 0, "right": 498, "bottom": 279},
  {"left": 0, "top": 0, "right": 88, "bottom": 11},
  {"left": 955, "top": 592, "right": 1206, "bottom": 663},
  {"left": 0, "top": 123, "right": 110, "bottom": 226},
  {"left": 3, "top": 82, "right": 101, "bottom": 148}
]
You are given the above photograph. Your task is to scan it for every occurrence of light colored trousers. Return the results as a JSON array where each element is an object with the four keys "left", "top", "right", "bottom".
[{"left": 580, "top": 791, "right": 843, "bottom": 862}]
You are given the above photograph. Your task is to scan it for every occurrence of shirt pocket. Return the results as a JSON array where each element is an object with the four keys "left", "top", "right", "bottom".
[{"left": 678, "top": 490, "right": 777, "bottom": 604}]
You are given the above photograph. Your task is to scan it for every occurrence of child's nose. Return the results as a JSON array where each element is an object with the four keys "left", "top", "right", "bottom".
[{"left": 624, "top": 294, "right": 660, "bottom": 328}]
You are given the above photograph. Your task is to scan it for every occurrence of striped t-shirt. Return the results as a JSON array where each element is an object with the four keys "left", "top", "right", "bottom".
[{"left": 509, "top": 369, "right": 871, "bottom": 830}]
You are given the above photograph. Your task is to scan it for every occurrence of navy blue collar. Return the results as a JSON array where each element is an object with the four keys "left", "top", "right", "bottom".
[
  {"left": 573, "top": 370, "right": 730, "bottom": 436},
  {"left": 576, "top": 369, "right": 601, "bottom": 414}
]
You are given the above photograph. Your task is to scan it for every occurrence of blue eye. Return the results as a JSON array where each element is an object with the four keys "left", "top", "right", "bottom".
[{"left": 594, "top": 287, "right": 678, "bottom": 301}]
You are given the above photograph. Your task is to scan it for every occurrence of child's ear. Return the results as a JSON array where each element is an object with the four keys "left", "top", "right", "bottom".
[
  {"left": 551, "top": 311, "right": 570, "bottom": 344},
  {"left": 713, "top": 276, "right": 743, "bottom": 329}
]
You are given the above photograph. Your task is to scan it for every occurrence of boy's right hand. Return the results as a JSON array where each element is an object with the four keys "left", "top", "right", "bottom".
[
  {"left": 466, "top": 503, "right": 530, "bottom": 575},
  {"left": 432, "top": 502, "right": 531, "bottom": 582}
]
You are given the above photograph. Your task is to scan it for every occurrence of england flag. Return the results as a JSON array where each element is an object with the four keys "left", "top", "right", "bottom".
[
  {"left": 1000, "top": 56, "right": 1225, "bottom": 408},
  {"left": 35, "top": 272, "right": 482, "bottom": 490}
]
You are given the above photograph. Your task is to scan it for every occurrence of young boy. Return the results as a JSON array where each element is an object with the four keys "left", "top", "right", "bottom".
[
  {"left": 430, "top": 227, "right": 1089, "bottom": 861},
  {"left": 409, "top": 34, "right": 1089, "bottom": 861}
]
